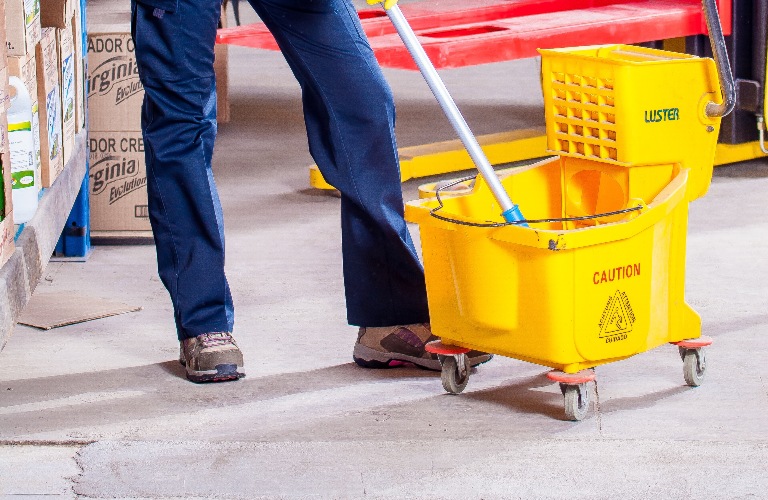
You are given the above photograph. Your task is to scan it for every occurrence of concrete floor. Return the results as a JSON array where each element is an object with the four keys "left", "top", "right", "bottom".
[{"left": 2, "top": 17, "right": 768, "bottom": 499}]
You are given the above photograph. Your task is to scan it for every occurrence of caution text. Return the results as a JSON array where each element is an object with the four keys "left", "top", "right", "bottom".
[{"left": 593, "top": 263, "right": 640, "bottom": 285}]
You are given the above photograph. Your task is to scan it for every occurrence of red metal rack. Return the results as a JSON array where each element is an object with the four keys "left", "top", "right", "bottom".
[
  {"left": 216, "top": 0, "right": 732, "bottom": 69},
  {"left": 216, "top": 0, "right": 744, "bottom": 190}
]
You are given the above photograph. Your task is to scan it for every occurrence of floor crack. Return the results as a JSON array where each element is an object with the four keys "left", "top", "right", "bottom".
[
  {"left": 68, "top": 444, "right": 89, "bottom": 499},
  {"left": 0, "top": 439, "right": 95, "bottom": 447},
  {"left": 594, "top": 370, "right": 603, "bottom": 434}
]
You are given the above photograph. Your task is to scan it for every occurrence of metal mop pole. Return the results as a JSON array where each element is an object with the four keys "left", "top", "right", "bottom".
[{"left": 384, "top": 4, "right": 526, "bottom": 224}]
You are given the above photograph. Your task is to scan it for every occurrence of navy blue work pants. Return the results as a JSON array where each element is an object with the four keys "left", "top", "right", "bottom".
[{"left": 131, "top": 0, "right": 430, "bottom": 340}]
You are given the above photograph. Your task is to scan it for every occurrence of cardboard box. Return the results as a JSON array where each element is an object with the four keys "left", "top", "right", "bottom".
[
  {"left": 87, "top": 8, "right": 226, "bottom": 125},
  {"left": 84, "top": 6, "right": 221, "bottom": 234},
  {"left": 88, "top": 130, "right": 151, "bottom": 232},
  {"left": 0, "top": 111, "right": 16, "bottom": 270},
  {"left": 0, "top": 67, "right": 9, "bottom": 115},
  {"left": 87, "top": 10, "right": 149, "bottom": 233},
  {"left": 87, "top": 31, "right": 142, "bottom": 132},
  {"left": 36, "top": 27, "right": 63, "bottom": 187},
  {"left": 0, "top": 0, "right": 9, "bottom": 71},
  {"left": 214, "top": 43, "right": 228, "bottom": 124},
  {"left": 8, "top": 52, "right": 42, "bottom": 189},
  {"left": 72, "top": 6, "right": 85, "bottom": 131},
  {"left": 6, "top": 0, "right": 42, "bottom": 56},
  {"left": 57, "top": 22, "right": 75, "bottom": 165},
  {"left": 39, "top": 0, "right": 73, "bottom": 28},
  {"left": 0, "top": 86, "right": 6, "bottom": 153}
]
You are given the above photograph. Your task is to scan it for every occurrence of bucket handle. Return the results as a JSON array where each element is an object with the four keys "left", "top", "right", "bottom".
[{"left": 702, "top": 0, "right": 736, "bottom": 118}]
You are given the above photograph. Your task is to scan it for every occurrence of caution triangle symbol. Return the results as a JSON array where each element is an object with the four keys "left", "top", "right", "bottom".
[{"left": 601, "top": 291, "right": 633, "bottom": 336}]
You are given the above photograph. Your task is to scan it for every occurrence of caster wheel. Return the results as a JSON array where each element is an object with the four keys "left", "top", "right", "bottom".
[
  {"left": 441, "top": 355, "right": 470, "bottom": 394},
  {"left": 562, "top": 383, "right": 590, "bottom": 421},
  {"left": 683, "top": 348, "right": 706, "bottom": 387}
]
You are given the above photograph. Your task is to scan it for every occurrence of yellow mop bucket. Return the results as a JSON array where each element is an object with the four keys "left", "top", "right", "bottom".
[
  {"left": 406, "top": 44, "right": 724, "bottom": 372},
  {"left": 380, "top": 0, "right": 733, "bottom": 420},
  {"left": 406, "top": 156, "right": 695, "bottom": 374},
  {"left": 405, "top": 38, "right": 732, "bottom": 420},
  {"left": 407, "top": 42, "right": 727, "bottom": 371}
]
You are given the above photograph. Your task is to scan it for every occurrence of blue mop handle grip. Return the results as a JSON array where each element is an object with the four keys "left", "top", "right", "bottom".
[{"left": 502, "top": 205, "right": 527, "bottom": 226}]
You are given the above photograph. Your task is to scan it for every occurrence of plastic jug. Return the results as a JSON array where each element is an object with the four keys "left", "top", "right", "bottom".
[{"left": 8, "top": 76, "right": 38, "bottom": 224}]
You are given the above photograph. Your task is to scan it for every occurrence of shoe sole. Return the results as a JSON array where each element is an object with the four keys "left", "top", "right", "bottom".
[
  {"left": 185, "top": 363, "right": 245, "bottom": 383},
  {"left": 353, "top": 344, "right": 492, "bottom": 372}
]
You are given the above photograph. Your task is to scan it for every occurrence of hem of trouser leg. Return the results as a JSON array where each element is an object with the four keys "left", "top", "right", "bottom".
[
  {"left": 348, "top": 316, "right": 430, "bottom": 329},
  {"left": 177, "top": 326, "right": 233, "bottom": 341}
]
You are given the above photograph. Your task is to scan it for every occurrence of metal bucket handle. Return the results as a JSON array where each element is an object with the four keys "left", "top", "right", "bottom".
[{"left": 702, "top": 0, "right": 736, "bottom": 118}]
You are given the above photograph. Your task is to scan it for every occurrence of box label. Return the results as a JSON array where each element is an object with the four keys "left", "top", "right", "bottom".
[
  {"left": 24, "top": 0, "right": 40, "bottom": 24},
  {"left": 88, "top": 54, "right": 142, "bottom": 104},
  {"left": 62, "top": 54, "right": 75, "bottom": 122},
  {"left": 45, "top": 87, "right": 62, "bottom": 162},
  {"left": 6, "top": 0, "right": 42, "bottom": 55},
  {"left": 32, "top": 102, "right": 41, "bottom": 180},
  {"left": 87, "top": 34, "right": 143, "bottom": 131},
  {"left": 90, "top": 154, "right": 145, "bottom": 204},
  {"left": 36, "top": 28, "right": 64, "bottom": 186},
  {"left": 9, "top": 120, "right": 36, "bottom": 190},
  {"left": 89, "top": 131, "right": 151, "bottom": 231}
]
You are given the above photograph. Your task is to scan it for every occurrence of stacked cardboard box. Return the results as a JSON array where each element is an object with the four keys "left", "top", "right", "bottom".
[
  {"left": 40, "top": 0, "right": 84, "bottom": 132},
  {"left": 39, "top": 0, "right": 78, "bottom": 179},
  {"left": 39, "top": 0, "right": 72, "bottom": 28},
  {"left": 87, "top": 7, "right": 150, "bottom": 233},
  {"left": 0, "top": 0, "right": 9, "bottom": 106},
  {"left": 36, "top": 26, "right": 62, "bottom": 186},
  {"left": 72, "top": 0, "right": 84, "bottom": 131},
  {"left": 56, "top": 17, "right": 74, "bottom": 165},
  {"left": 5, "top": 0, "right": 69, "bottom": 192},
  {"left": 0, "top": 103, "right": 14, "bottom": 269},
  {"left": 6, "top": 0, "right": 41, "bottom": 56},
  {"left": 86, "top": 4, "right": 228, "bottom": 235},
  {"left": 0, "top": 0, "right": 88, "bottom": 268},
  {"left": 0, "top": 0, "right": 15, "bottom": 268}
]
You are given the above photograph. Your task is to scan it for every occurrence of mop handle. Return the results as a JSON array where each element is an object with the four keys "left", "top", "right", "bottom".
[{"left": 383, "top": 4, "right": 526, "bottom": 224}]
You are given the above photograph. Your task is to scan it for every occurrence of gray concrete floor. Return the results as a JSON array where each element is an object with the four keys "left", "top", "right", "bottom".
[{"left": 2, "top": 28, "right": 768, "bottom": 499}]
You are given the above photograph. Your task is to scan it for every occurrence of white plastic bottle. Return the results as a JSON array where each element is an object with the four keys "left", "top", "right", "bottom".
[{"left": 7, "top": 76, "right": 38, "bottom": 224}]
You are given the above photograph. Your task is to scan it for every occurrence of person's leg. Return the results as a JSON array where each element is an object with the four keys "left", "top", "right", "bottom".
[
  {"left": 131, "top": 0, "right": 243, "bottom": 381},
  {"left": 247, "top": 0, "right": 491, "bottom": 369},
  {"left": 248, "top": 0, "right": 429, "bottom": 328}
]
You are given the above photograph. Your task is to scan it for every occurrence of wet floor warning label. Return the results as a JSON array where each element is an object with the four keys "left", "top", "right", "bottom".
[{"left": 599, "top": 290, "right": 636, "bottom": 342}]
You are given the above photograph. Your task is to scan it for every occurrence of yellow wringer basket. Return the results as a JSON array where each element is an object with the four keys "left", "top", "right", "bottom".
[
  {"left": 541, "top": 44, "right": 722, "bottom": 201},
  {"left": 406, "top": 18, "right": 733, "bottom": 420}
]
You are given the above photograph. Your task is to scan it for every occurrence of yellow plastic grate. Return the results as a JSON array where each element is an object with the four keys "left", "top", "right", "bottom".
[{"left": 549, "top": 70, "right": 618, "bottom": 161}]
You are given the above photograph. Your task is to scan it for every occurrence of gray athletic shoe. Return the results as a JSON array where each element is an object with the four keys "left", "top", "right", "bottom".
[
  {"left": 353, "top": 323, "right": 492, "bottom": 371},
  {"left": 179, "top": 332, "right": 245, "bottom": 383}
]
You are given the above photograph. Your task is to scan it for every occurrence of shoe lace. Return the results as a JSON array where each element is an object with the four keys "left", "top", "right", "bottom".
[{"left": 199, "top": 332, "right": 236, "bottom": 348}]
